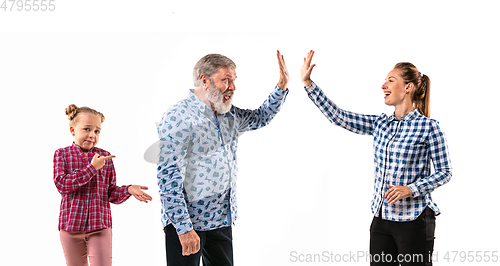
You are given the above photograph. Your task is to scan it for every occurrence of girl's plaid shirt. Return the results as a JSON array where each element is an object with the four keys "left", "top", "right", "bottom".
[{"left": 53, "top": 143, "right": 131, "bottom": 232}]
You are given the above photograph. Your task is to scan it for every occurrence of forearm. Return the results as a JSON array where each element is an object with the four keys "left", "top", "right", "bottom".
[
  {"left": 305, "top": 81, "right": 340, "bottom": 124},
  {"left": 409, "top": 121, "right": 453, "bottom": 197},
  {"left": 53, "top": 163, "right": 96, "bottom": 194},
  {"left": 158, "top": 163, "right": 193, "bottom": 235},
  {"left": 157, "top": 118, "right": 193, "bottom": 234},
  {"left": 237, "top": 85, "right": 288, "bottom": 132},
  {"left": 408, "top": 170, "right": 452, "bottom": 197},
  {"left": 108, "top": 185, "right": 132, "bottom": 204},
  {"left": 305, "top": 82, "right": 376, "bottom": 135}
]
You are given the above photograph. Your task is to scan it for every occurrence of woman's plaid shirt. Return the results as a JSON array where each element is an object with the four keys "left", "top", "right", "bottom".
[
  {"left": 305, "top": 82, "right": 452, "bottom": 221},
  {"left": 53, "top": 143, "right": 131, "bottom": 232}
]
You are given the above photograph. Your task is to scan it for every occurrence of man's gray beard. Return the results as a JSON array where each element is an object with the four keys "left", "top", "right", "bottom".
[{"left": 207, "top": 84, "right": 232, "bottom": 114}]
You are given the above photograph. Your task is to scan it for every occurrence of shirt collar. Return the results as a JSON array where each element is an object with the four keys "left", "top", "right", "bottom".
[
  {"left": 187, "top": 89, "right": 231, "bottom": 118},
  {"left": 388, "top": 109, "right": 420, "bottom": 123},
  {"left": 71, "top": 142, "right": 96, "bottom": 154},
  {"left": 188, "top": 89, "right": 212, "bottom": 115}
]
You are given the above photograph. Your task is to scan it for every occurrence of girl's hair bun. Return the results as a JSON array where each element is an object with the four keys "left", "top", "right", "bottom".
[
  {"left": 65, "top": 104, "right": 79, "bottom": 121},
  {"left": 65, "top": 104, "right": 105, "bottom": 125}
]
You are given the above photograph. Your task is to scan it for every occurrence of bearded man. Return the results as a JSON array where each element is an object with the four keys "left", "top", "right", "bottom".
[{"left": 157, "top": 52, "right": 289, "bottom": 266}]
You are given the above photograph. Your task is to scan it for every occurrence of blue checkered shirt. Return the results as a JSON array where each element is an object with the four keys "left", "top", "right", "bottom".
[
  {"left": 157, "top": 86, "right": 288, "bottom": 234},
  {"left": 305, "top": 82, "right": 452, "bottom": 221}
]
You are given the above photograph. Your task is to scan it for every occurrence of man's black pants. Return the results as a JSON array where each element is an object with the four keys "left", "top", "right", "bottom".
[{"left": 164, "top": 224, "right": 234, "bottom": 266}]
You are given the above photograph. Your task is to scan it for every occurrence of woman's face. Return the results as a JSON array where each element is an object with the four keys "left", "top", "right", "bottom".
[{"left": 381, "top": 68, "right": 410, "bottom": 107}]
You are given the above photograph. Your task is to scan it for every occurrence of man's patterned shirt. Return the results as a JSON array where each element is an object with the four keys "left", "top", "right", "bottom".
[{"left": 157, "top": 86, "right": 288, "bottom": 234}]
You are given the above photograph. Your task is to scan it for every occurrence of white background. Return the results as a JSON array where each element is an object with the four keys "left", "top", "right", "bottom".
[{"left": 1, "top": 0, "right": 499, "bottom": 265}]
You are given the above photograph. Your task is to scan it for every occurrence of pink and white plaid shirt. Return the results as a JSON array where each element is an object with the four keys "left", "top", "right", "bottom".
[{"left": 53, "top": 143, "right": 131, "bottom": 232}]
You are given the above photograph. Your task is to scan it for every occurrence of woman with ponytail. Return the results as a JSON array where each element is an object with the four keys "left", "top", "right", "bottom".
[
  {"left": 393, "top": 62, "right": 431, "bottom": 118},
  {"left": 301, "top": 51, "right": 452, "bottom": 265}
]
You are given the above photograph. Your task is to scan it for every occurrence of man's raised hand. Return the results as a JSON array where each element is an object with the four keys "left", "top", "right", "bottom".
[{"left": 277, "top": 50, "right": 289, "bottom": 91}]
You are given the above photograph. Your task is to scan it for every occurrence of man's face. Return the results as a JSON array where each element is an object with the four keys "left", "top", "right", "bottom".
[{"left": 206, "top": 67, "right": 237, "bottom": 114}]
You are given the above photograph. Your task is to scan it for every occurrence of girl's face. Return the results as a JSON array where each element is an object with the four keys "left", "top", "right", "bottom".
[
  {"left": 70, "top": 113, "right": 102, "bottom": 152},
  {"left": 381, "top": 68, "right": 411, "bottom": 107}
]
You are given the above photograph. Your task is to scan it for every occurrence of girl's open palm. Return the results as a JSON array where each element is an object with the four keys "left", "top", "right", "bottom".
[{"left": 128, "top": 185, "right": 153, "bottom": 203}]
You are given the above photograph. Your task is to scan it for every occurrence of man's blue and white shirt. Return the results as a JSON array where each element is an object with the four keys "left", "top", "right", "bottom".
[
  {"left": 157, "top": 86, "right": 288, "bottom": 234},
  {"left": 305, "top": 82, "right": 452, "bottom": 221}
]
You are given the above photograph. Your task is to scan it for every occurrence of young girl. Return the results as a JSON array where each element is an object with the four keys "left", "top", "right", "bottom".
[
  {"left": 301, "top": 51, "right": 452, "bottom": 265},
  {"left": 54, "top": 104, "right": 152, "bottom": 266}
]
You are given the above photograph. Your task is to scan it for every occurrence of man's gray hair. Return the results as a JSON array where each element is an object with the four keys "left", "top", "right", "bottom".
[{"left": 193, "top": 54, "right": 236, "bottom": 87}]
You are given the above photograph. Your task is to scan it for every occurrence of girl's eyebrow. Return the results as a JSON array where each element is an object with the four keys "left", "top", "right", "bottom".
[{"left": 83, "top": 124, "right": 101, "bottom": 130}]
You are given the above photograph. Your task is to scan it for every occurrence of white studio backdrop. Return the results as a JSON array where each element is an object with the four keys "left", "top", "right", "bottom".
[{"left": 1, "top": 1, "right": 499, "bottom": 265}]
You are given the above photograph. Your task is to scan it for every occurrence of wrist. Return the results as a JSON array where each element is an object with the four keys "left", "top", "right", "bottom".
[
  {"left": 277, "top": 81, "right": 288, "bottom": 91},
  {"left": 303, "top": 79, "right": 313, "bottom": 88},
  {"left": 407, "top": 184, "right": 418, "bottom": 197}
]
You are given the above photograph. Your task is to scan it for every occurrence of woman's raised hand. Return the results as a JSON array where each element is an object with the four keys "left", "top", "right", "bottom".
[{"left": 300, "top": 50, "right": 316, "bottom": 87}]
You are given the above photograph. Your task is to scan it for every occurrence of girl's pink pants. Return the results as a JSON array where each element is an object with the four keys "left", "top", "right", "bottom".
[{"left": 60, "top": 228, "right": 112, "bottom": 266}]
